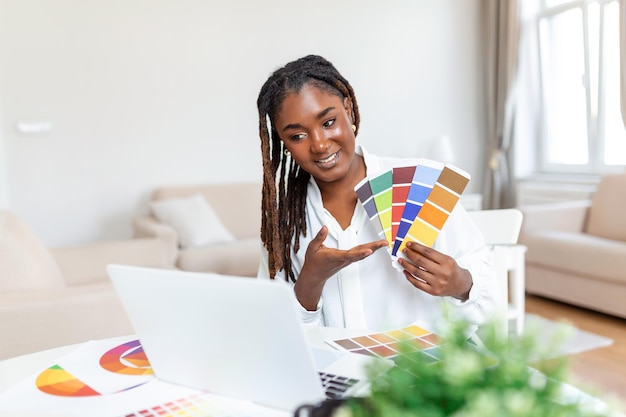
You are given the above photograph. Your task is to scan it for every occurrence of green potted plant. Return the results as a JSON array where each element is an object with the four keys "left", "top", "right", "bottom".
[{"left": 295, "top": 318, "right": 619, "bottom": 417}]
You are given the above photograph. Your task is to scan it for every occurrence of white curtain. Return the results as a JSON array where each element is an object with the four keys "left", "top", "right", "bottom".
[
  {"left": 482, "top": 0, "right": 520, "bottom": 209},
  {"left": 619, "top": 0, "right": 626, "bottom": 127}
]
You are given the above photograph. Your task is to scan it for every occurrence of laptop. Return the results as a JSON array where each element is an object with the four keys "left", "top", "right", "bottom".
[{"left": 106, "top": 264, "right": 390, "bottom": 411}]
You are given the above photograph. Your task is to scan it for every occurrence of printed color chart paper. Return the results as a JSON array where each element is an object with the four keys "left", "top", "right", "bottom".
[
  {"left": 35, "top": 339, "right": 154, "bottom": 397},
  {"left": 0, "top": 338, "right": 289, "bottom": 417},
  {"left": 325, "top": 324, "right": 442, "bottom": 364}
]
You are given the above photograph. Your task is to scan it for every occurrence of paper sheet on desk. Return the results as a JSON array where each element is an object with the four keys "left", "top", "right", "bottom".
[
  {"left": 0, "top": 338, "right": 289, "bottom": 417},
  {"left": 325, "top": 323, "right": 443, "bottom": 361}
]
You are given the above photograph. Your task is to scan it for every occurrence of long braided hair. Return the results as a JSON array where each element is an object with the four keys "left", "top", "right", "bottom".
[{"left": 257, "top": 55, "right": 361, "bottom": 282}]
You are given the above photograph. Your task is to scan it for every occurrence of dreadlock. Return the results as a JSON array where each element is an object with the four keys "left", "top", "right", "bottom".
[{"left": 257, "top": 55, "right": 361, "bottom": 282}]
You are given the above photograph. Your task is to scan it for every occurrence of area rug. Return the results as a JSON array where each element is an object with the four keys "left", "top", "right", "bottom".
[{"left": 522, "top": 313, "right": 613, "bottom": 359}]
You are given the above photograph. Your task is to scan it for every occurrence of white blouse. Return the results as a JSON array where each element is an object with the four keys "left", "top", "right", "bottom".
[{"left": 258, "top": 146, "right": 497, "bottom": 333}]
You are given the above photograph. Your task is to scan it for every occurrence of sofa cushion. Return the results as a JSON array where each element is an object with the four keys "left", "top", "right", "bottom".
[
  {"left": 150, "top": 194, "right": 235, "bottom": 249},
  {"left": 586, "top": 173, "right": 626, "bottom": 242},
  {"left": 522, "top": 230, "right": 626, "bottom": 285},
  {"left": 51, "top": 237, "right": 176, "bottom": 286},
  {"left": 177, "top": 238, "right": 261, "bottom": 277},
  {"left": 151, "top": 183, "right": 261, "bottom": 240},
  {"left": 0, "top": 210, "right": 64, "bottom": 293}
]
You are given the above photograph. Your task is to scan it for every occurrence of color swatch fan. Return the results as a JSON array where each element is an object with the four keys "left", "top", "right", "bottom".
[{"left": 355, "top": 159, "right": 470, "bottom": 266}]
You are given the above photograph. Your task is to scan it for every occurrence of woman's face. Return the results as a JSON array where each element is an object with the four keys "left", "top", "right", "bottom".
[{"left": 273, "top": 83, "right": 360, "bottom": 186}]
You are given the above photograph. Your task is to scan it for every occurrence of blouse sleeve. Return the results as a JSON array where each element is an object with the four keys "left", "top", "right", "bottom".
[{"left": 434, "top": 205, "right": 499, "bottom": 327}]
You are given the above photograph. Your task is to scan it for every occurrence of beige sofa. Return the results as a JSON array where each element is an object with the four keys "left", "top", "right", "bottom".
[
  {"left": 519, "top": 173, "right": 626, "bottom": 319},
  {"left": 133, "top": 182, "right": 262, "bottom": 277},
  {"left": 0, "top": 210, "right": 176, "bottom": 359}
]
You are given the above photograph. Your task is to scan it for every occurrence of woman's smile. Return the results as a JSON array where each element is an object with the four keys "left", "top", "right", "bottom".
[{"left": 315, "top": 151, "right": 339, "bottom": 168}]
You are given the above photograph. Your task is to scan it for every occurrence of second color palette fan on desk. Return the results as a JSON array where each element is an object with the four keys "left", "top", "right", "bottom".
[{"left": 354, "top": 159, "right": 470, "bottom": 266}]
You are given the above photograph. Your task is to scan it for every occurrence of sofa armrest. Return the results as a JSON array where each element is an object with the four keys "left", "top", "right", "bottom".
[
  {"left": 0, "top": 284, "right": 134, "bottom": 359},
  {"left": 519, "top": 200, "right": 591, "bottom": 235},
  {"left": 50, "top": 237, "right": 177, "bottom": 286},
  {"left": 133, "top": 215, "right": 177, "bottom": 242},
  {"left": 133, "top": 215, "right": 179, "bottom": 257}
]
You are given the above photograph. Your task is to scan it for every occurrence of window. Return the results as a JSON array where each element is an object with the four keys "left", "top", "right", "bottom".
[{"left": 535, "top": 0, "right": 626, "bottom": 173}]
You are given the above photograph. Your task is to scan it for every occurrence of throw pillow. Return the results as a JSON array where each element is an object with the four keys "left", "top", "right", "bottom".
[
  {"left": 0, "top": 210, "right": 65, "bottom": 293},
  {"left": 586, "top": 174, "right": 626, "bottom": 242},
  {"left": 150, "top": 194, "right": 235, "bottom": 249}
]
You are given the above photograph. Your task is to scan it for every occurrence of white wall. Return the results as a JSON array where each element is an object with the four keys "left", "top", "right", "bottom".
[
  {"left": 0, "top": 98, "right": 7, "bottom": 208},
  {"left": 0, "top": 0, "right": 486, "bottom": 246}
]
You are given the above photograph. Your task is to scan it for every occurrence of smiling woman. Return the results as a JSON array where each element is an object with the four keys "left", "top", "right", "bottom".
[{"left": 255, "top": 55, "right": 500, "bottom": 334}]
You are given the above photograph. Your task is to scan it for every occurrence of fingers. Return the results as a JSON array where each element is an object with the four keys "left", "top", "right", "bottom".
[
  {"left": 403, "top": 266, "right": 446, "bottom": 297},
  {"left": 338, "top": 240, "right": 386, "bottom": 263},
  {"left": 399, "top": 241, "right": 442, "bottom": 293},
  {"left": 357, "top": 239, "right": 389, "bottom": 255},
  {"left": 399, "top": 242, "right": 471, "bottom": 299},
  {"left": 371, "top": 239, "right": 390, "bottom": 250},
  {"left": 403, "top": 265, "right": 443, "bottom": 298},
  {"left": 306, "top": 228, "right": 384, "bottom": 267},
  {"left": 400, "top": 259, "right": 431, "bottom": 284},
  {"left": 401, "top": 241, "right": 439, "bottom": 271},
  {"left": 312, "top": 226, "right": 328, "bottom": 245},
  {"left": 405, "top": 240, "right": 438, "bottom": 259},
  {"left": 306, "top": 226, "right": 329, "bottom": 255},
  {"left": 404, "top": 269, "right": 430, "bottom": 288}
]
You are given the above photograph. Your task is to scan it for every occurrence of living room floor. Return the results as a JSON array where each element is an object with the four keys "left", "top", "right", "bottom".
[{"left": 525, "top": 294, "right": 626, "bottom": 404}]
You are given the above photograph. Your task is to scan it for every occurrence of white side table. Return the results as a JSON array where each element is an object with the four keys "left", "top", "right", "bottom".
[{"left": 491, "top": 244, "right": 527, "bottom": 336}]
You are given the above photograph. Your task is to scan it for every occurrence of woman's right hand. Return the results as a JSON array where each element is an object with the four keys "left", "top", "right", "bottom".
[{"left": 294, "top": 226, "right": 388, "bottom": 311}]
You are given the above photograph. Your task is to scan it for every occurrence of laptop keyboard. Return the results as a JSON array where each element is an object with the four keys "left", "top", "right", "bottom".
[{"left": 318, "top": 371, "right": 359, "bottom": 399}]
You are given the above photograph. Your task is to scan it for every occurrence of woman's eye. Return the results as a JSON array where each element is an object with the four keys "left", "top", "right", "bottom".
[
  {"left": 323, "top": 118, "right": 336, "bottom": 128},
  {"left": 290, "top": 133, "right": 306, "bottom": 141}
]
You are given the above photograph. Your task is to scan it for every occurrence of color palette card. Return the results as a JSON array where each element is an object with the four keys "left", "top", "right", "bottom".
[
  {"left": 325, "top": 324, "right": 442, "bottom": 363},
  {"left": 355, "top": 170, "right": 393, "bottom": 245},
  {"left": 391, "top": 165, "right": 417, "bottom": 246},
  {"left": 391, "top": 160, "right": 445, "bottom": 256},
  {"left": 395, "top": 163, "right": 470, "bottom": 252},
  {"left": 355, "top": 160, "right": 470, "bottom": 264}
]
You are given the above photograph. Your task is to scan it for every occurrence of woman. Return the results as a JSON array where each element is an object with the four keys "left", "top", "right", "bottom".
[{"left": 257, "top": 55, "right": 496, "bottom": 332}]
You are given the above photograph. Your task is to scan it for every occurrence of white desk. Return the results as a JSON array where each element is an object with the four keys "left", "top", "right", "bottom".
[
  {"left": 0, "top": 328, "right": 365, "bottom": 396},
  {"left": 0, "top": 327, "right": 620, "bottom": 417},
  {"left": 0, "top": 342, "right": 85, "bottom": 394},
  {"left": 0, "top": 328, "right": 373, "bottom": 417}
]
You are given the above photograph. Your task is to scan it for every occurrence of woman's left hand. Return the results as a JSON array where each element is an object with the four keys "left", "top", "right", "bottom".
[{"left": 398, "top": 241, "right": 473, "bottom": 301}]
